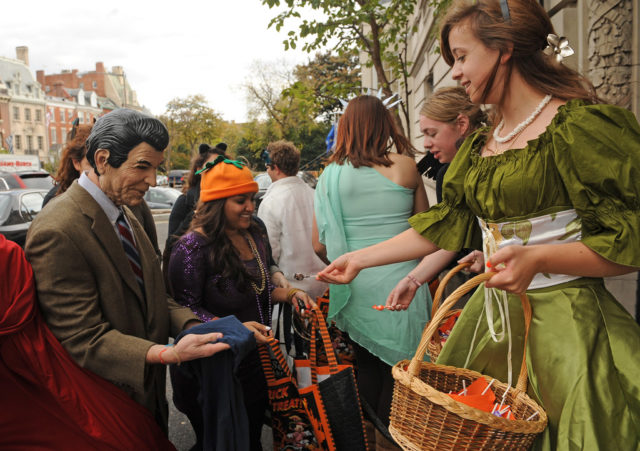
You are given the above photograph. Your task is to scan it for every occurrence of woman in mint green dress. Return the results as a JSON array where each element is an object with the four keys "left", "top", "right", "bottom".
[
  {"left": 317, "top": 0, "right": 640, "bottom": 449},
  {"left": 312, "top": 95, "right": 432, "bottom": 440}
]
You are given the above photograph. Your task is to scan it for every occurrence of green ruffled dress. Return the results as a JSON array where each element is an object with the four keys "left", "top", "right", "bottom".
[{"left": 409, "top": 100, "right": 640, "bottom": 450}]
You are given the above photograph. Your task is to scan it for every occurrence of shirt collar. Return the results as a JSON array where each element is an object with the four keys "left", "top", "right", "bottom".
[{"left": 78, "top": 171, "right": 121, "bottom": 225}]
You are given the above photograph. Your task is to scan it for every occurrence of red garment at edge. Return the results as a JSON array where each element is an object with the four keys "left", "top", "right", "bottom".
[{"left": 0, "top": 234, "right": 175, "bottom": 450}]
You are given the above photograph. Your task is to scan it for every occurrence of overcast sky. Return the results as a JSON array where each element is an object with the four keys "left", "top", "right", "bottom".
[{"left": 1, "top": 0, "right": 315, "bottom": 122}]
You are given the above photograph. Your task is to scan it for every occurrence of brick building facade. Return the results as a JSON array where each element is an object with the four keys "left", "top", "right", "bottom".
[{"left": 36, "top": 62, "right": 141, "bottom": 110}]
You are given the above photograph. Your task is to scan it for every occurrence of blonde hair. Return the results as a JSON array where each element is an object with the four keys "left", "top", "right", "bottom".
[{"left": 421, "top": 87, "right": 487, "bottom": 135}]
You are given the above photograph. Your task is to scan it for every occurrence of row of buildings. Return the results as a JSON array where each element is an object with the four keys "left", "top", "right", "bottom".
[{"left": 0, "top": 46, "right": 143, "bottom": 164}]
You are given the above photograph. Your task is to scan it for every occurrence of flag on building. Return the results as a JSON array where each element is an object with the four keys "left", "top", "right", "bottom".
[{"left": 325, "top": 124, "right": 336, "bottom": 154}]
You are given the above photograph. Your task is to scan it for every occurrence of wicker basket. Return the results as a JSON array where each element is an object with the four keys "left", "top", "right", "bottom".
[
  {"left": 426, "top": 262, "right": 470, "bottom": 361},
  {"left": 389, "top": 273, "right": 548, "bottom": 450}
]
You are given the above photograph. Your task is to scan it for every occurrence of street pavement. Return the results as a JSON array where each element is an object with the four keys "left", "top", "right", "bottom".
[{"left": 153, "top": 209, "right": 273, "bottom": 450}]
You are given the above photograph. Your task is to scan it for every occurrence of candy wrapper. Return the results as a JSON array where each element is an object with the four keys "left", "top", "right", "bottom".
[{"left": 447, "top": 378, "right": 516, "bottom": 420}]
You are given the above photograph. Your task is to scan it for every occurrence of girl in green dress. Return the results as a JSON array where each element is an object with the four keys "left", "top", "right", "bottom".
[{"left": 317, "top": 0, "right": 640, "bottom": 449}]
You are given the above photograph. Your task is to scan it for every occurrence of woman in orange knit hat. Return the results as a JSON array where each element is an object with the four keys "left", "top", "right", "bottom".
[{"left": 168, "top": 155, "right": 315, "bottom": 450}]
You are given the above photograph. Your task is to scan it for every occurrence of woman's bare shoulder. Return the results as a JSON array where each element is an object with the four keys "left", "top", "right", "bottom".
[{"left": 387, "top": 152, "right": 418, "bottom": 169}]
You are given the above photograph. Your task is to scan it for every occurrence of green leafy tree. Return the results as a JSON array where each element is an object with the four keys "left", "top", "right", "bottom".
[
  {"left": 262, "top": 0, "right": 418, "bottom": 136},
  {"left": 284, "top": 51, "right": 361, "bottom": 122},
  {"left": 244, "top": 59, "right": 338, "bottom": 170},
  {"left": 159, "top": 95, "right": 224, "bottom": 169}
]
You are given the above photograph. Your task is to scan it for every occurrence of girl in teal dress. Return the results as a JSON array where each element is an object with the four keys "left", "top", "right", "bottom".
[
  {"left": 317, "top": 0, "right": 640, "bottom": 449},
  {"left": 313, "top": 95, "right": 432, "bottom": 444}
]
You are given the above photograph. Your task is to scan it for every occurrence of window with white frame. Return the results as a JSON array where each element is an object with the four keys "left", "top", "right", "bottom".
[
  {"left": 13, "top": 107, "right": 19, "bottom": 120},
  {"left": 25, "top": 108, "right": 31, "bottom": 121},
  {"left": 26, "top": 135, "right": 33, "bottom": 150},
  {"left": 51, "top": 129, "right": 57, "bottom": 144},
  {"left": 15, "top": 135, "right": 22, "bottom": 150},
  {"left": 36, "top": 109, "right": 42, "bottom": 122},
  {"left": 37, "top": 136, "right": 43, "bottom": 150}
]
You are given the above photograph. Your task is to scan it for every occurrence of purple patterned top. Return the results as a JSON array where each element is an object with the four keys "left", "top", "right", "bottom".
[{"left": 168, "top": 229, "right": 274, "bottom": 325}]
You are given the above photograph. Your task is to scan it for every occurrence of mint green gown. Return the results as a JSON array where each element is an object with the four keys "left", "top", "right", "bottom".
[
  {"left": 315, "top": 162, "right": 432, "bottom": 366},
  {"left": 409, "top": 100, "right": 640, "bottom": 450}
]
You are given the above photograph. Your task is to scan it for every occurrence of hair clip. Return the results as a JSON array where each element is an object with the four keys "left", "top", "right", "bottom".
[
  {"left": 543, "top": 34, "right": 574, "bottom": 62},
  {"left": 195, "top": 155, "right": 245, "bottom": 175}
]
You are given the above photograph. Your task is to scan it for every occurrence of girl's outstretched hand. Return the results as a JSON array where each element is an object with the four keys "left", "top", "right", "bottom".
[
  {"left": 385, "top": 276, "right": 418, "bottom": 311},
  {"left": 316, "top": 252, "right": 362, "bottom": 284},
  {"left": 484, "top": 245, "right": 541, "bottom": 293}
]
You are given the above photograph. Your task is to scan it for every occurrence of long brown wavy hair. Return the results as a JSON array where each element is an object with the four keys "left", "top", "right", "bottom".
[
  {"left": 189, "top": 198, "right": 265, "bottom": 291},
  {"left": 329, "top": 95, "right": 415, "bottom": 168},
  {"left": 54, "top": 122, "right": 93, "bottom": 194},
  {"left": 439, "top": 0, "right": 599, "bottom": 128}
]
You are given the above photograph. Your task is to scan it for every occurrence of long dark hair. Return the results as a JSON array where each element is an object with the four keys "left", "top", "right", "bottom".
[
  {"left": 189, "top": 198, "right": 263, "bottom": 291},
  {"left": 184, "top": 143, "right": 229, "bottom": 193},
  {"left": 440, "top": 0, "right": 599, "bottom": 127},
  {"left": 54, "top": 122, "right": 93, "bottom": 194},
  {"left": 329, "top": 95, "right": 415, "bottom": 168}
]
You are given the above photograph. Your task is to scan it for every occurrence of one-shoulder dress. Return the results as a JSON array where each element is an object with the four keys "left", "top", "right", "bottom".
[
  {"left": 315, "top": 162, "right": 432, "bottom": 366},
  {"left": 409, "top": 100, "right": 640, "bottom": 450}
]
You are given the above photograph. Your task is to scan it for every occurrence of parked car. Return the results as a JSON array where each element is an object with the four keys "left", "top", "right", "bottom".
[
  {"left": 0, "top": 170, "right": 55, "bottom": 191},
  {"left": 143, "top": 186, "right": 182, "bottom": 209},
  {"left": 156, "top": 174, "right": 168, "bottom": 186},
  {"left": 253, "top": 171, "right": 318, "bottom": 209},
  {"left": 167, "top": 169, "right": 189, "bottom": 188},
  {"left": 0, "top": 189, "right": 48, "bottom": 247}
]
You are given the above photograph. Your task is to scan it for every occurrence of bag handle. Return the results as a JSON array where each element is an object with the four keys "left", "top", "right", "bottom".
[
  {"left": 259, "top": 338, "right": 295, "bottom": 382},
  {"left": 431, "top": 262, "right": 471, "bottom": 317},
  {"left": 409, "top": 272, "right": 532, "bottom": 393},
  {"left": 309, "top": 308, "right": 340, "bottom": 384}
]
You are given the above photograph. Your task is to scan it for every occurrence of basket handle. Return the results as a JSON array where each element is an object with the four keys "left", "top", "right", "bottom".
[
  {"left": 409, "top": 272, "right": 532, "bottom": 393},
  {"left": 431, "top": 262, "right": 471, "bottom": 317}
]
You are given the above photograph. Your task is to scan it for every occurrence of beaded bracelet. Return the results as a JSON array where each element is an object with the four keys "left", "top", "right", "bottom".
[
  {"left": 406, "top": 274, "right": 422, "bottom": 288},
  {"left": 286, "top": 288, "right": 302, "bottom": 303}
]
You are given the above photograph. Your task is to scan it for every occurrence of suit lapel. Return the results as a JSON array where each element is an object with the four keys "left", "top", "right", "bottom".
[{"left": 67, "top": 183, "right": 145, "bottom": 305}]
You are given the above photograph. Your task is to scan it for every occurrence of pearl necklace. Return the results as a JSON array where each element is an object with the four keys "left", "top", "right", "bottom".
[{"left": 493, "top": 95, "right": 552, "bottom": 143}]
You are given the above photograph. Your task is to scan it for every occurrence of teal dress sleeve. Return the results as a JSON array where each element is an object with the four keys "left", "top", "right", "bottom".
[
  {"left": 549, "top": 100, "right": 640, "bottom": 268},
  {"left": 314, "top": 163, "right": 352, "bottom": 316},
  {"left": 408, "top": 132, "right": 484, "bottom": 252}
]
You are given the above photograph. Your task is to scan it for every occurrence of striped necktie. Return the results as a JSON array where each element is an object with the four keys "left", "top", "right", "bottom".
[{"left": 116, "top": 211, "right": 144, "bottom": 293}]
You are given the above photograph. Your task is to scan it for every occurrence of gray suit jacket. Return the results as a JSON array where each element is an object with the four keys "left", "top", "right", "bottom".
[{"left": 25, "top": 181, "right": 196, "bottom": 429}]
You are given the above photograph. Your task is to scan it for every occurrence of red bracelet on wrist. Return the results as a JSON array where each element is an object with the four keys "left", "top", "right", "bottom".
[{"left": 159, "top": 347, "right": 170, "bottom": 365}]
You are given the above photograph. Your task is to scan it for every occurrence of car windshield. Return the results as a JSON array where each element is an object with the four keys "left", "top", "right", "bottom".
[
  {"left": 254, "top": 173, "right": 272, "bottom": 190},
  {"left": 148, "top": 188, "right": 181, "bottom": 204},
  {"left": 20, "top": 192, "right": 45, "bottom": 219},
  {"left": 21, "top": 174, "right": 54, "bottom": 190}
]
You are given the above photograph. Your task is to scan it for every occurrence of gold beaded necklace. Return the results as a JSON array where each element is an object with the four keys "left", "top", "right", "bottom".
[{"left": 245, "top": 233, "right": 266, "bottom": 294}]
